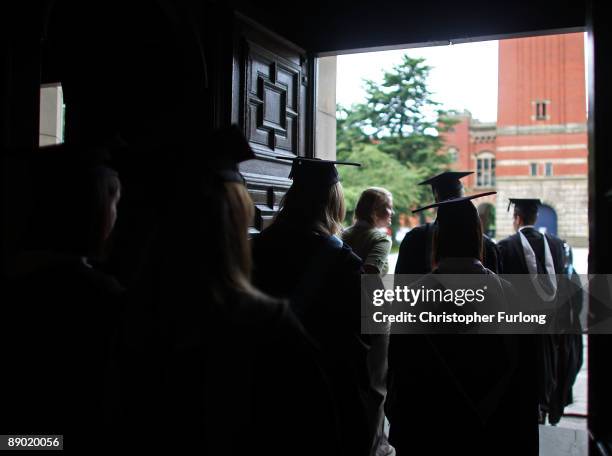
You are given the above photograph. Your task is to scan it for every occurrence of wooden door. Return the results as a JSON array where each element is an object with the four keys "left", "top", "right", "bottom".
[{"left": 231, "top": 14, "right": 313, "bottom": 233}]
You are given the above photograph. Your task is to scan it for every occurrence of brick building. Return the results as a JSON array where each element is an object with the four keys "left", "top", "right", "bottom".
[{"left": 442, "top": 32, "right": 588, "bottom": 247}]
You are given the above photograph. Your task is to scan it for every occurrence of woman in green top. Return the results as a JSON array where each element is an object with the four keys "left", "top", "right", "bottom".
[
  {"left": 342, "top": 187, "right": 395, "bottom": 456},
  {"left": 342, "top": 187, "right": 394, "bottom": 275}
]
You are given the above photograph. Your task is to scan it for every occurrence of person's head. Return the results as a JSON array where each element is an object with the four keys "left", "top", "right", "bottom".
[
  {"left": 512, "top": 205, "right": 538, "bottom": 231},
  {"left": 354, "top": 187, "right": 394, "bottom": 228},
  {"left": 94, "top": 166, "right": 122, "bottom": 243},
  {"left": 433, "top": 185, "right": 461, "bottom": 203},
  {"left": 420, "top": 171, "right": 472, "bottom": 203},
  {"left": 276, "top": 181, "right": 346, "bottom": 236},
  {"left": 158, "top": 125, "right": 258, "bottom": 300},
  {"left": 26, "top": 145, "right": 121, "bottom": 259},
  {"left": 274, "top": 157, "right": 360, "bottom": 236},
  {"left": 433, "top": 200, "right": 483, "bottom": 265},
  {"left": 508, "top": 198, "right": 541, "bottom": 232}
]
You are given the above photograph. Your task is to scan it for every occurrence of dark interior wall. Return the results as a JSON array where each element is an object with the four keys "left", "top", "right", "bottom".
[
  {"left": 587, "top": 0, "right": 612, "bottom": 450},
  {"left": 2, "top": 3, "right": 44, "bottom": 274},
  {"left": 42, "top": 1, "right": 213, "bottom": 147},
  {"left": 0, "top": 1, "right": 234, "bottom": 288},
  {"left": 231, "top": 0, "right": 587, "bottom": 54}
]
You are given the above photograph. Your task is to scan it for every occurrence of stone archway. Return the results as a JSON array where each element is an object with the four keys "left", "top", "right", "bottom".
[{"left": 535, "top": 203, "right": 558, "bottom": 236}]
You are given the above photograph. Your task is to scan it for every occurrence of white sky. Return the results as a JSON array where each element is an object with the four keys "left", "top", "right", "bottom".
[{"left": 336, "top": 40, "right": 499, "bottom": 123}]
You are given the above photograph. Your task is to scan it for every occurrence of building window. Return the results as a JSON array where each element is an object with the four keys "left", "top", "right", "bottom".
[
  {"left": 530, "top": 163, "right": 538, "bottom": 176},
  {"left": 545, "top": 162, "right": 553, "bottom": 176},
  {"left": 447, "top": 146, "right": 458, "bottom": 163},
  {"left": 39, "top": 82, "right": 66, "bottom": 146},
  {"left": 534, "top": 99, "right": 550, "bottom": 121},
  {"left": 476, "top": 153, "right": 495, "bottom": 187}
]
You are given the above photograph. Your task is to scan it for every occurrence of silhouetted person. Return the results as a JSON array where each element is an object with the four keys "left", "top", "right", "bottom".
[
  {"left": 120, "top": 128, "right": 339, "bottom": 455},
  {"left": 498, "top": 198, "right": 569, "bottom": 426},
  {"left": 3, "top": 144, "right": 124, "bottom": 449},
  {"left": 253, "top": 157, "right": 380, "bottom": 456},
  {"left": 395, "top": 171, "right": 501, "bottom": 274},
  {"left": 387, "top": 192, "right": 538, "bottom": 455},
  {"left": 342, "top": 187, "right": 394, "bottom": 456}
]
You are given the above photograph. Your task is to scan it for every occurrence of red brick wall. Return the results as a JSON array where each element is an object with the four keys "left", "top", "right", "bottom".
[
  {"left": 438, "top": 32, "right": 587, "bottom": 204},
  {"left": 441, "top": 115, "right": 471, "bottom": 168},
  {"left": 498, "top": 32, "right": 586, "bottom": 128},
  {"left": 497, "top": 32, "right": 587, "bottom": 179}
]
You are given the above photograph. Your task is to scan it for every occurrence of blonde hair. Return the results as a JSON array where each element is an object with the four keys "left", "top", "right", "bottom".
[
  {"left": 314, "top": 182, "right": 346, "bottom": 236},
  {"left": 354, "top": 187, "right": 392, "bottom": 225},
  {"left": 218, "top": 182, "right": 259, "bottom": 296},
  {"left": 153, "top": 176, "right": 264, "bottom": 308},
  {"left": 276, "top": 181, "right": 346, "bottom": 236}
]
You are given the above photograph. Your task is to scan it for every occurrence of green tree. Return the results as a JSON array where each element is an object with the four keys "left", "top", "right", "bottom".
[
  {"left": 360, "top": 55, "right": 455, "bottom": 163},
  {"left": 336, "top": 54, "right": 458, "bottom": 217}
]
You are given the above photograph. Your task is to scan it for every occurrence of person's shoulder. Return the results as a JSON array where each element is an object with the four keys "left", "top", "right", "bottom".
[
  {"left": 315, "top": 233, "right": 363, "bottom": 272},
  {"left": 408, "top": 224, "right": 429, "bottom": 235},
  {"left": 343, "top": 246, "right": 364, "bottom": 271},
  {"left": 253, "top": 223, "right": 282, "bottom": 247},
  {"left": 81, "top": 266, "right": 125, "bottom": 297},
  {"left": 369, "top": 227, "right": 391, "bottom": 242},
  {"left": 483, "top": 234, "right": 497, "bottom": 245},
  {"left": 400, "top": 224, "right": 429, "bottom": 244},
  {"left": 232, "top": 289, "right": 290, "bottom": 328},
  {"left": 370, "top": 230, "right": 392, "bottom": 258},
  {"left": 341, "top": 224, "right": 357, "bottom": 239},
  {"left": 496, "top": 274, "right": 519, "bottom": 299},
  {"left": 12, "top": 251, "right": 124, "bottom": 298},
  {"left": 335, "top": 236, "right": 363, "bottom": 269},
  {"left": 545, "top": 232, "right": 565, "bottom": 247},
  {"left": 498, "top": 233, "right": 520, "bottom": 248}
]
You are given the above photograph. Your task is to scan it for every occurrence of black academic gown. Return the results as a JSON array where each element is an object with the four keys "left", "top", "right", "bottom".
[
  {"left": 253, "top": 221, "right": 377, "bottom": 456},
  {"left": 498, "top": 227, "right": 567, "bottom": 424},
  {"left": 547, "top": 262, "right": 583, "bottom": 424},
  {"left": 497, "top": 227, "right": 565, "bottom": 277},
  {"left": 386, "top": 258, "right": 535, "bottom": 455},
  {"left": 2, "top": 251, "right": 125, "bottom": 451},
  {"left": 119, "top": 285, "right": 339, "bottom": 455},
  {"left": 395, "top": 222, "right": 501, "bottom": 275}
]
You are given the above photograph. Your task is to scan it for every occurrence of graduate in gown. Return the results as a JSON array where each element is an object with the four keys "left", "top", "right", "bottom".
[
  {"left": 498, "top": 198, "right": 576, "bottom": 425},
  {"left": 497, "top": 199, "right": 565, "bottom": 277},
  {"left": 120, "top": 128, "right": 339, "bottom": 455},
  {"left": 387, "top": 192, "right": 538, "bottom": 455},
  {"left": 252, "top": 157, "right": 384, "bottom": 456},
  {"left": 395, "top": 171, "right": 501, "bottom": 275}
]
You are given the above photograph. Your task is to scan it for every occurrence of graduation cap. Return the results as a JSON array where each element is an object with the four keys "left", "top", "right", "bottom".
[
  {"left": 276, "top": 156, "right": 361, "bottom": 188},
  {"left": 207, "top": 125, "right": 255, "bottom": 183},
  {"left": 507, "top": 198, "right": 542, "bottom": 212},
  {"left": 419, "top": 171, "right": 473, "bottom": 199},
  {"left": 412, "top": 191, "right": 497, "bottom": 213}
]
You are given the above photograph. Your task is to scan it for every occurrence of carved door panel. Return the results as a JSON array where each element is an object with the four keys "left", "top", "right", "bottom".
[{"left": 232, "top": 15, "right": 312, "bottom": 233}]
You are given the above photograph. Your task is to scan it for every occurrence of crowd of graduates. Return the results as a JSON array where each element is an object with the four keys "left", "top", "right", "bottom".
[{"left": 2, "top": 126, "right": 582, "bottom": 455}]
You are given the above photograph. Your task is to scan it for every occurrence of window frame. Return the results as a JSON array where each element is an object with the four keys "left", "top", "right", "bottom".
[
  {"left": 475, "top": 152, "right": 496, "bottom": 188},
  {"left": 545, "top": 162, "right": 553, "bottom": 176}
]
